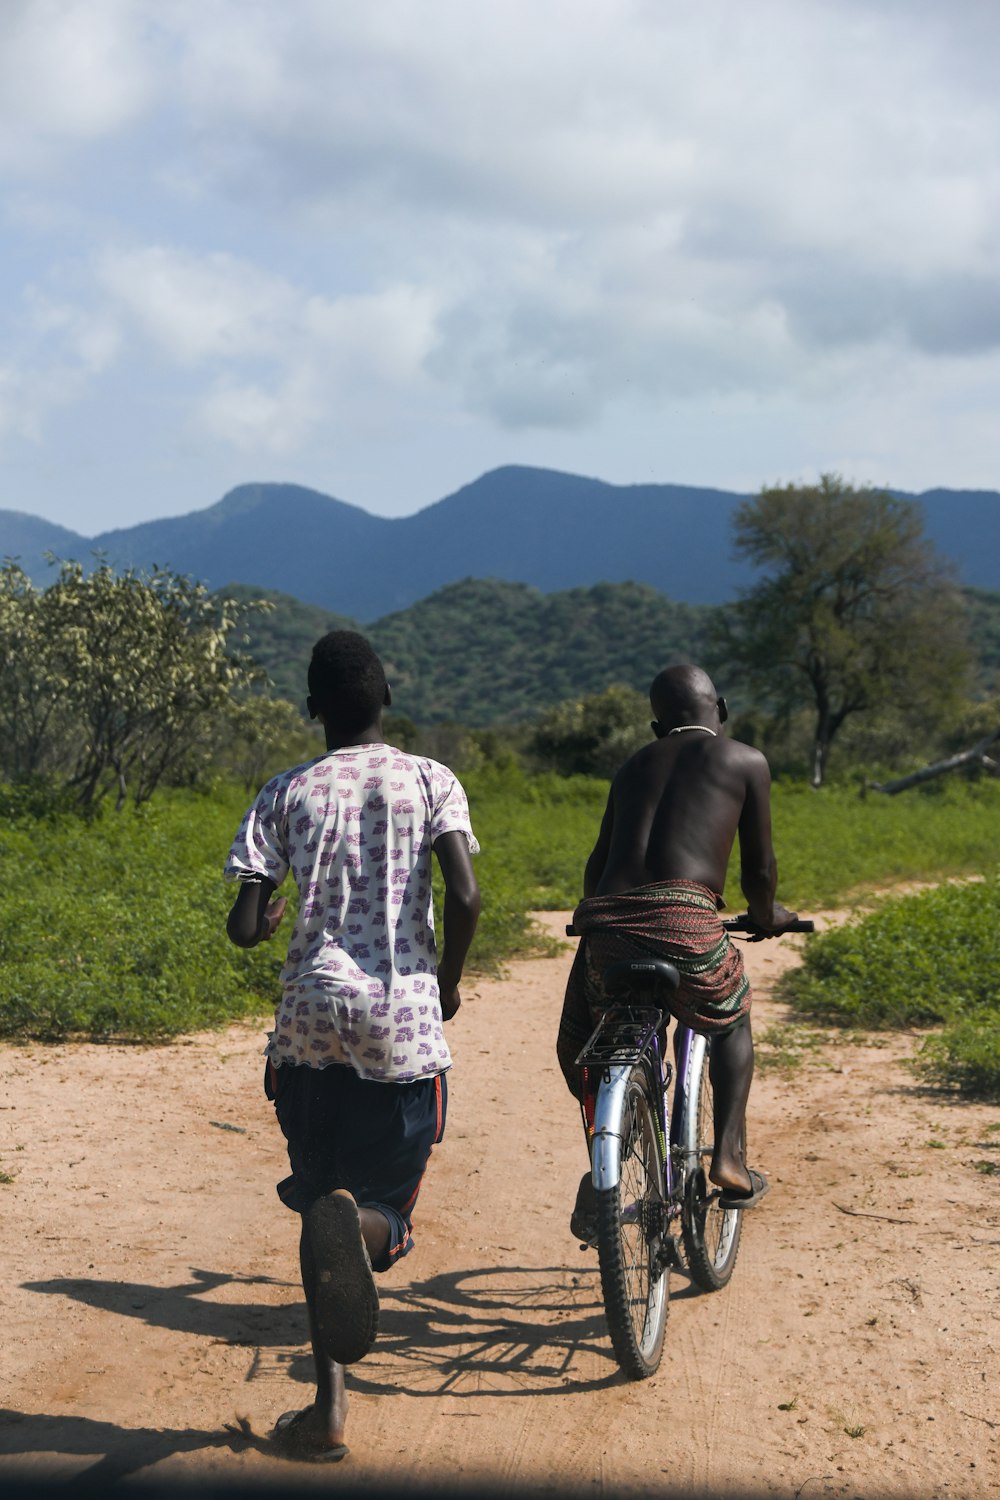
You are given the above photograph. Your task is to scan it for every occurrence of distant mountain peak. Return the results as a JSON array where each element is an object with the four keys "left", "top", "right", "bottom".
[{"left": 2, "top": 468, "right": 997, "bottom": 616}]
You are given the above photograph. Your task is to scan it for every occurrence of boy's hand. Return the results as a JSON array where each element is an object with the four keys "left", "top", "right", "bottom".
[
  {"left": 259, "top": 896, "right": 288, "bottom": 941},
  {"left": 438, "top": 958, "right": 463, "bottom": 1020},
  {"left": 746, "top": 901, "right": 798, "bottom": 939},
  {"left": 439, "top": 984, "right": 462, "bottom": 1021}
]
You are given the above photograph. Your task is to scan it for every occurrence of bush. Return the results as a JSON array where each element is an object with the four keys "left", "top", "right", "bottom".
[
  {"left": 0, "top": 787, "right": 286, "bottom": 1041},
  {"left": 776, "top": 876, "right": 1000, "bottom": 1099}
]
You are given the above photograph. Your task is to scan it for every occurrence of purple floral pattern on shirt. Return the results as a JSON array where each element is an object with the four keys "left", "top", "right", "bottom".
[{"left": 224, "top": 745, "right": 478, "bottom": 1081}]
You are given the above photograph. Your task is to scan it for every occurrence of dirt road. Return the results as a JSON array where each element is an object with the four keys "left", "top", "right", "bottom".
[{"left": 1, "top": 913, "right": 997, "bottom": 1495}]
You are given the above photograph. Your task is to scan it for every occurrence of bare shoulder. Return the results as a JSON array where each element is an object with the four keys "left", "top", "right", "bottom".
[
  {"left": 721, "top": 736, "right": 771, "bottom": 784},
  {"left": 612, "top": 738, "right": 665, "bottom": 787}
]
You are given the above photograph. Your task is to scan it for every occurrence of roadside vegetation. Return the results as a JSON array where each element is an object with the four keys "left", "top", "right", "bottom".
[
  {"left": 1, "top": 768, "right": 997, "bottom": 1080},
  {"left": 776, "top": 876, "right": 1000, "bottom": 1098},
  {"left": 2, "top": 486, "right": 998, "bottom": 1099}
]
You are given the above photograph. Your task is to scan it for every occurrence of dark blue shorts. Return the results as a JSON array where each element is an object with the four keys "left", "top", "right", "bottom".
[{"left": 265, "top": 1060, "right": 447, "bottom": 1272}]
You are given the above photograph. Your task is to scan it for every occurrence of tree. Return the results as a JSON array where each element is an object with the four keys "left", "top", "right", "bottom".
[
  {"left": 719, "top": 476, "right": 971, "bottom": 787},
  {"left": 0, "top": 562, "right": 68, "bottom": 783},
  {"left": 530, "top": 685, "right": 650, "bottom": 777},
  {"left": 0, "top": 559, "right": 266, "bottom": 811},
  {"left": 205, "top": 695, "right": 322, "bottom": 792}
]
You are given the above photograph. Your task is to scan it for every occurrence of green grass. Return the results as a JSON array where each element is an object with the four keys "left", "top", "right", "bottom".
[
  {"left": 429, "top": 763, "right": 607, "bottom": 975},
  {"left": 0, "top": 784, "right": 287, "bottom": 1041},
  {"left": 474, "top": 769, "right": 1000, "bottom": 914},
  {"left": 776, "top": 875, "right": 1000, "bottom": 1099},
  {"left": 1, "top": 766, "right": 998, "bottom": 1061},
  {"left": 0, "top": 765, "right": 601, "bottom": 1041},
  {"left": 723, "top": 778, "right": 1000, "bottom": 911}
]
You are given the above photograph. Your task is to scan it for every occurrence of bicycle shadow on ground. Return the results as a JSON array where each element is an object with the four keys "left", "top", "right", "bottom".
[
  {"left": 345, "top": 1264, "right": 621, "bottom": 1397},
  {"left": 23, "top": 1262, "right": 625, "bottom": 1398}
]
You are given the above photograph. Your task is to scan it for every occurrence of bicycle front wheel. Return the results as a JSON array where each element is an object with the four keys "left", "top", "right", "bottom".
[
  {"left": 595, "top": 1068, "right": 668, "bottom": 1379},
  {"left": 680, "top": 1039, "right": 742, "bottom": 1291}
]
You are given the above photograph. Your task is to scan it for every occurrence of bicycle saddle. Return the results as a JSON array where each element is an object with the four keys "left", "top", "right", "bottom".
[{"left": 602, "top": 959, "right": 681, "bottom": 998}]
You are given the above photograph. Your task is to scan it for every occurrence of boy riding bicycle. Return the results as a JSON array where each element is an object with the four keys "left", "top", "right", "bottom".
[{"left": 557, "top": 664, "right": 796, "bottom": 1232}]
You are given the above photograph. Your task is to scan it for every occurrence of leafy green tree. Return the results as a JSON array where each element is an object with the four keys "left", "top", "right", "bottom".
[
  {"left": 0, "top": 559, "right": 265, "bottom": 811},
  {"left": 0, "top": 562, "right": 71, "bottom": 782},
  {"left": 530, "top": 684, "right": 650, "bottom": 777},
  {"left": 211, "top": 696, "right": 322, "bottom": 791},
  {"left": 719, "top": 476, "right": 971, "bottom": 786}
]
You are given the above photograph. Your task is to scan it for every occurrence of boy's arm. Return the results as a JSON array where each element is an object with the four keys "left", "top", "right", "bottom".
[
  {"left": 433, "top": 830, "right": 481, "bottom": 1020},
  {"left": 737, "top": 752, "right": 795, "bottom": 933},
  {"left": 583, "top": 786, "right": 615, "bottom": 898},
  {"left": 226, "top": 876, "right": 286, "bottom": 948}
]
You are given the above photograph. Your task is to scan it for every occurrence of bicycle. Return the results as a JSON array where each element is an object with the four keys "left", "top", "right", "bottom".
[{"left": 570, "top": 912, "right": 814, "bottom": 1380}]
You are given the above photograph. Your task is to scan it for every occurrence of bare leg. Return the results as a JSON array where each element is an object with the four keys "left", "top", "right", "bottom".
[
  {"left": 358, "top": 1206, "right": 390, "bottom": 1267},
  {"left": 282, "top": 1221, "right": 349, "bottom": 1453},
  {"left": 276, "top": 1206, "right": 390, "bottom": 1456},
  {"left": 707, "top": 1020, "right": 754, "bottom": 1195}
]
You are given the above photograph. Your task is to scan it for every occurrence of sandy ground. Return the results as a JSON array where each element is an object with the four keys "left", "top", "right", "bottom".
[{"left": 1, "top": 912, "right": 998, "bottom": 1497}]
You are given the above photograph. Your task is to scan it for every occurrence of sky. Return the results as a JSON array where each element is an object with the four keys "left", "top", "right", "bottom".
[{"left": 2, "top": 0, "right": 999, "bottom": 533}]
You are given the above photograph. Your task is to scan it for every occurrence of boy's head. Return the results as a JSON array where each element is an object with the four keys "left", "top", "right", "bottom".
[
  {"left": 307, "top": 631, "right": 388, "bottom": 738},
  {"left": 649, "top": 663, "right": 727, "bottom": 735}
]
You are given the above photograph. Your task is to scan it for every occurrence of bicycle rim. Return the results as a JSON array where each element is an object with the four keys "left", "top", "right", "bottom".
[
  {"left": 680, "top": 1045, "right": 742, "bottom": 1290},
  {"left": 596, "top": 1070, "right": 668, "bottom": 1379}
]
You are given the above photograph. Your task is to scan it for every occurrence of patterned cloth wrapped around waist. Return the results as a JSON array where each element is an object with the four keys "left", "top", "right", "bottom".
[{"left": 570, "top": 879, "right": 751, "bottom": 1034}]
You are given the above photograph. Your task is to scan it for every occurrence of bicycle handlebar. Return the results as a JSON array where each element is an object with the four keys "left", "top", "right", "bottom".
[
  {"left": 567, "top": 915, "right": 814, "bottom": 938},
  {"left": 722, "top": 915, "right": 815, "bottom": 934}
]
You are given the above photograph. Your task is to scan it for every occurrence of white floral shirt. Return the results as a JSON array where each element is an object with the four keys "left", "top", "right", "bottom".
[{"left": 225, "top": 744, "right": 479, "bottom": 1081}]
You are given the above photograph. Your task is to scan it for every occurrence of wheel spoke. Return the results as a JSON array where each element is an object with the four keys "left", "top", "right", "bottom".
[{"left": 680, "top": 1042, "right": 743, "bottom": 1290}]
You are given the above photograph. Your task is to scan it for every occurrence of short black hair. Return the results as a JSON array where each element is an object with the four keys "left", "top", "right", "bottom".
[{"left": 308, "top": 631, "right": 386, "bottom": 735}]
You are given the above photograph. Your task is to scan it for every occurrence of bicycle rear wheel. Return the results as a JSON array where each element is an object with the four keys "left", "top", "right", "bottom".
[
  {"left": 595, "top": 1068, "right": 668, "bottom": 1379},
  {"left": 680, "top": 1039, "right": 742, "bottom": 1290}
]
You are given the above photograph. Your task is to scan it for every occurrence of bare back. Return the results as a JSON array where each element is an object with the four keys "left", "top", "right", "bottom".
[{"left": 587, "top": 732, "right": 776, "bottom": 906}]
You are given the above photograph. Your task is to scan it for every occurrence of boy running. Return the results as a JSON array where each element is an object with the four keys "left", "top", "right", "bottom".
[{"left": 225, "top": 631, "right": 480, "bottom": 1462}]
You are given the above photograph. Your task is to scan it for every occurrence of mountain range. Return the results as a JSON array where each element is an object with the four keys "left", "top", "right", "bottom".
[{"left": 2, "top": 466, "right": 998, "bottom": 618}]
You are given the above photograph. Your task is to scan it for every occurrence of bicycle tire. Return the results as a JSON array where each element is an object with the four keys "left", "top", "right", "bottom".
[
  {"left": 595, "top": 1068, "right": 669, "bottom": 1379},
  {"left": 680, "top": 1040, "right": 743, "bottom": 1291}
]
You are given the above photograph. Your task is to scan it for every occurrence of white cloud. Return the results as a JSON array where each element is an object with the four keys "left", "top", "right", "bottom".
[
  {"left": 198, "top": 373, "right": 320, "bottom": 455},
  {"left": 0, "top": 0, "right": 154, "bottom": 173},
  {"left": 92, "top": 244, "right": 441, "bottom": 451},
  {"left": 98, "top": 247, "right": 296, "bottom": 365},
  {"left": 0, "top": 288, "right": 121, "bottom": 442},
  {"left": 2, "top": 1, "right": 1000, "bottom": 526}
]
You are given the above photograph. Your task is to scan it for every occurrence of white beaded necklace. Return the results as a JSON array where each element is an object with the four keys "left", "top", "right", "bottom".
[{"left": 667, "top": 724, "right": 717, "bottom": 737}]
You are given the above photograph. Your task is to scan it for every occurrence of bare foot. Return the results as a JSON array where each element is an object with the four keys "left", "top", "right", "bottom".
[
  {"left": 272, "top": 1402, "right": 349, "bottom": 1462},
  {"left": 709, "top": 1154, "right": 753, "bottom": 1195},
  {"left": 709, "top": 1160, "right": 771, "bottom": 1208}
]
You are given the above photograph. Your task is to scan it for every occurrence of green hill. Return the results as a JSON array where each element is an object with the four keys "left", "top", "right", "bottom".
[
  {"left": 226, "top": 576, "right": 1000, "bottom": 728},
  {"left": 371, "top": 578, "right": 716, "bottom": 723},
  {"left": 224, "top": 583, "right": 357, "bottom": 705},
  {"left": 229, "top": 576, "right": 715, "bottom": 723}
]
